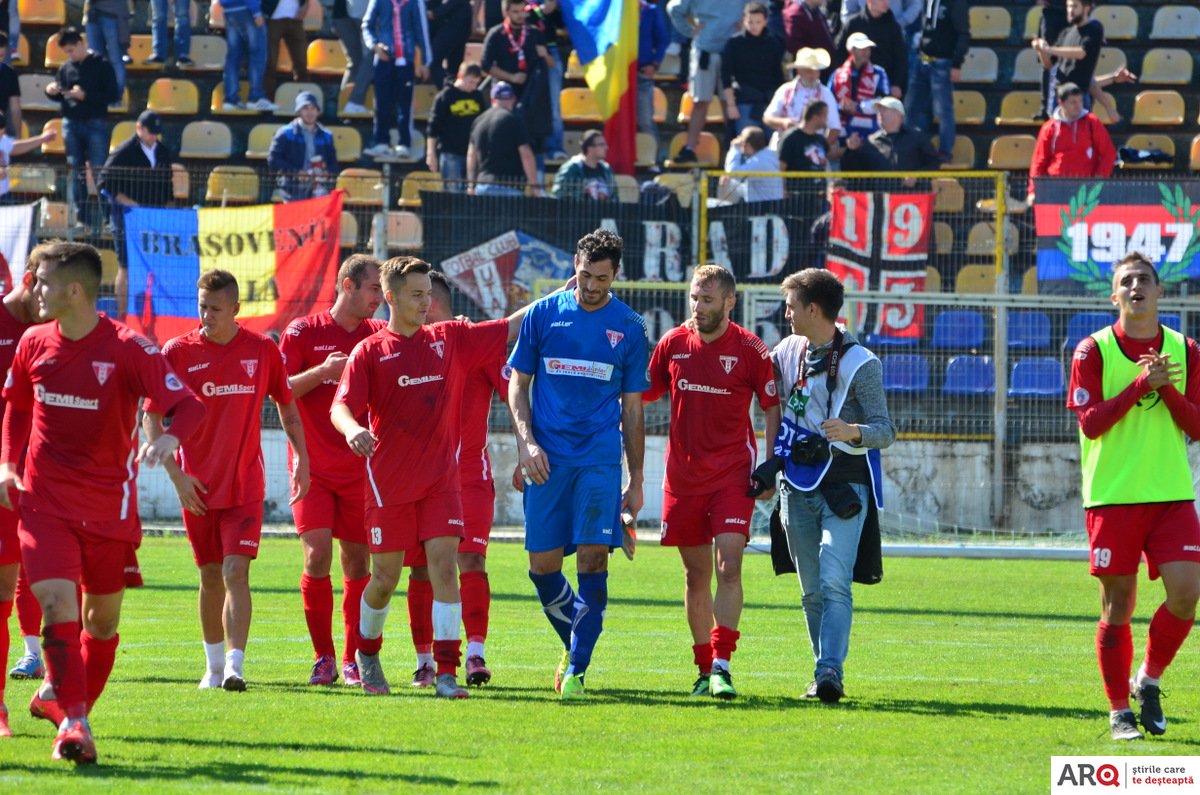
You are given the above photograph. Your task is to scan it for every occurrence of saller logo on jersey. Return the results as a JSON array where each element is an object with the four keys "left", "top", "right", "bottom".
[
  {"left": 544, "top": 358, "right": 614, "bottom": 381},
  {"left": 33, "top": 384, "right": 99, "bottom": 410},
  {"left": 397, "top": 374, "right": 444, "bottom": 387},
  {"left": 92, "top": 361, "right": 115, "bottom": 385},
  {"left": 677, "top": 379, "right": 731, "bottom": 395}
]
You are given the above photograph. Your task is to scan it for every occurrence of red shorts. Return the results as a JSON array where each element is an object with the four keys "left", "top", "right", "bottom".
[
  {"left": 660, "top": 484, "right": 754, "bottom": 547},
  {"left": 1086, "top": 501, "right": 1200, "bottom": 578},
  {"left": 124, "top": 545, "right": 144, "bottom": 588},
  {"left": 363, "top": 487, "right": 463, "bottom": 556},
  {"left": 407, "top": 479, "right": 495, "bottom": 567},
  {"left": 291, "top": 475, "right": 368, "bottom": 545},
  {"left": 183, "top": 501, "right": 264, "bottom": 567},
  {"left": 0, "top": 490, "right": 18, "bottom": 566},
  {"left": 18, "top": 505, "right": 139, "bottom": 594}
]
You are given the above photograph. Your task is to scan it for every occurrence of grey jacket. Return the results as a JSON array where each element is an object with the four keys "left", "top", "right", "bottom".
[{"left": 666, "top": 0, "right": 742, "bottom": 55}]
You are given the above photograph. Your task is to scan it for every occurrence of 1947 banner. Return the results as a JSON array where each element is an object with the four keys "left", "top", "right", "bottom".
[{"left": 1035, "top": 179, "right": 1200, "bottom": 295}]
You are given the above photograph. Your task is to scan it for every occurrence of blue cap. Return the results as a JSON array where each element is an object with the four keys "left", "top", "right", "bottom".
[{"left": 490, "top": 82, "right": 516, "bottom": 100}]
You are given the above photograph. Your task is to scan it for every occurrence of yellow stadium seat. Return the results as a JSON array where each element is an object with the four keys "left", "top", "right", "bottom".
[
  {"left": 615, "top": 174, "right": 639, "bottom": 204},
  {"left": 9, "top": 165, "right": 57, "bottom": 195},
  {"left": 188, "top": 35, "right": 227, "bottom": 71},
  {"left": 338, "top": 84, "right": 374, "bottom": 117},
  {"left": 18, "top": 0, "right": 65, "bottom": 25},
  {"left": 1131, "top": 91, "right": 1185, "bottom": 126},
  {"left": 995, "top": 91, "right": 1043, "bottom": 125},
  {"left": 1095, "top": 47, "right": 1126, "bottom": 77},
  {"left": 147, "top": 77, "right": 200, "bottom": 114},
  {"left": 172, "top": 163, "right": 189, "bottom": 201},
  {"left": 332, "top": 126, "right": 362, "bottom": 162},
  {"left": 933, "top": 136, "right": 975, "bottom": 170},
  {"left": 1141, "top": 48, "right": 1193, "bottom": 85},
  {"left": 1120, "top": 134, "right": 1175, "bottom": 170},
  {"left": 953, "top": 91, "right": 985, "bottom": 125},
  {"left": 1022, "top": 266, "right": 1038, "bottom": 295},
  {"left": 1092, "top": 91, "right": 1118, "bottom": 124},
  {"left": 379, "top": 211, "right": 423, "bottom": 249},
  {"left": 987, "top": 135, "right": 1036, "bottom": 170},
  {"left": 560, "top": 88, "right": 601, "bottom": 122},
  {"left": 1091, "top": 5, "right": 1137, "bottom": 40},
  {"left": 667, "top": 132, "right": 720, "bottom": 168},
  {"left": 109, "top": 120, "right": 136, "bottom": 152},
  {"left": 1190, "top": 136, "right": 1200, "bottom": 171},
  {"left": 275, "top": 44, "right": 293, "bottom": 74},
  {"left": 39, "top": 201, "right": 68, "bottom": 235},
  {"left": 565, "top": 49, "right": 585, "bottom": 79},
  {"left": 925, "top": 266, "right": 943, "bottom": 293},
  {"left": 636, "top": 132, "right": 658, "bottom": 168},
  {"left": 211, "top": 81, "right": 257, "bottom": 115},
  {"left": 40, "top": 118, "right": 64, "bottom": 155},
  {"left": 1150, "top": 6, "right": 1200, "bottom": 40},
  {"left": 245, "top": 124, "right": 281, "bottom": 159},
  {"left": 109, "top": 87, "right": 130, "bottom": 114},
  {"left": 933, "top": 222, "right": 954, "bottom": 256},
  {"left": 274, "top": 83, "right": 323, "bottom": 117},
  {"left": 340, "top": 211, "right": 359, "bottom": 248},
  {"left": 398, "top": 171, "right": 443, "bottom": 208},
  {"left": 125, "top": 36, "right": 160, "bottom": 71},
  {"left": 44, "top": 33, "right": 77, "bottom": 68},
  {"left": 180, "top": 120, "right": 233, "bottom": 158},
  {"left": 14, "top": 34, "right": 30, "bottom": 64},
  {"left": 932, "top": 178, "right": 964, "bottom": 214},
  {"left": 653, "top": 86, "right": 667, "bottom": 124},
  {"left": 336, "top": 168, "right": 384, "bottom": 205},
  {"left": 1023, "top": 6, "right": 1041, "bottom": 40},
  {"left": 307, "top": 39, "right": 347, "bottom": 76},
  {"left": 205, "top": 166, "right": 259, "bottom": 204},
  {"left": 1012, "top": 49, "right": 1042, "bottom": 84},
  {"left": 958, "top": 47, "right": 998, "bottom": 83},
  {"left": 97, "top": 248, "right": 118, "bottom": 286},
  {"left": 303, "top": 1, "right": 323, "bottom": 31},
  {"left": 677, "top": 93, "right": 725, "bottom": 125},
  {"left": 19, "top": 74, "right": 58, "bottom": 111},
  {"left": 654, "top": 173, "right": 695, "bottom": 208},
  {"left": 656, "top": 51, "right": 681, "bottom": 80},
  {"left": 412, "top": 83, "right": 438, "bottom": 122},
  {"left": 955, "top": 264, "right": 998, "bottom": 294},
  {"left": 968, "top": 7, "right": 1011, "bottom": 40},
  {"left": 965, "top": 222, "right": 1018, "bottom": 257}
]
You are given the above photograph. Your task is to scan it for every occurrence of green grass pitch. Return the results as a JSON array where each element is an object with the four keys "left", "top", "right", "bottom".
[{"left": 2, "top": 537, "right": 1198, "bottom": 793}]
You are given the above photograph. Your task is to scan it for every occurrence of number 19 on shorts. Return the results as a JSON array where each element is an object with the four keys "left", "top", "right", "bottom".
[{"left": 1093, "top": 548, "right": 1112, "bottom": 569}]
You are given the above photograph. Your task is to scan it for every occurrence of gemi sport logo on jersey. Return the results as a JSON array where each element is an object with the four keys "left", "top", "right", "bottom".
[
  {"left": 430, "top": 340, "right": 445, "bottom": 359},
  {"left": 92, "top": 361, "right": 115, "bottom": 385},
  {"left": 720, "top": 355, "right": 738, "bottom": 374},
  {"left": 606, "top": 330, "right": 624, "bottom": 348},
  {"left": 241, "top": 359, "right": 258, "bottom": 378}
]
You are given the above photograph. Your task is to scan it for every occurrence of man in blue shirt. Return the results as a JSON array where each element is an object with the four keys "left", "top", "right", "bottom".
[{"left": 507, "top": 228, "right": 649, "bottom": 700}]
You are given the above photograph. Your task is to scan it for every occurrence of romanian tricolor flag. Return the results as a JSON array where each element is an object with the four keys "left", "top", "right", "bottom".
[
  {"left": 560, "top": 0, "right": 639, "bottom": 176},
  {"left": 122, "top": 192, "right": 343, "bottom": 344}
]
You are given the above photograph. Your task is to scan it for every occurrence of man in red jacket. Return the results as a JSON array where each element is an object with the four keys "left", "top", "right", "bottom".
[{"left": 1027, "top": 82, "right": 1115, "bottom": 205}]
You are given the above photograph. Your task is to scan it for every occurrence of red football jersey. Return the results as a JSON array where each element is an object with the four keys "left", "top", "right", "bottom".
[
  {"left": 0, "top": 302, "right": 32, "bottom": 416},
  {"left": 147, "top": 326, "right": 292, "bottom": 509},
  {"left": 456, "top": 319, "right": 510, "bottom": 484},
  {"left": 279, "top": 311, "right": 386, "bottom": 487},
  {"left": 644, "top": 322, "right": 779, "bottom": 496},
  {"left": 3, "top": 316, "right": 194, "bottom": 525},
  {"left": 334, "top": 320, "right": 507, "bottom": 507}
]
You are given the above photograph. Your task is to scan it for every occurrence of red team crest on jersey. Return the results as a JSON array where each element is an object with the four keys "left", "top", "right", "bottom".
[
  {"left": 719, "top": 355, "right": 737, "bottom": 374},
  {"left": 606, "top": 330, "right": 624, "bottom": 348},
  {"left": 430, "top": 340, "right": 445, "bottom": 359},
  {"left": 92, "top": 361, "right": 115, "bottom": 385},
  {"left": 241, "top": 359, "right": 258, "bottom": 378}
]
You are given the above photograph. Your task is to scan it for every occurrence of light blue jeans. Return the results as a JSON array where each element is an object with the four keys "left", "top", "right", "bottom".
[
  {"left": 224, "top": 8, "right": 267, "bottom": 104},
  {"left": 439, "top": 152, "right": 466, "bottom": 192},
  {"left": 474, "top": 182, "right": 524, "bottom": 197},
  {"left": 86, "top": 12, "right": 126, "bottom": 100},
  {"left": 779, "top": 480, "right": 870, "bottom": 680},
  {"left": 151, "top": 0, "right": 191, "bottom": 60},
  {"left": 906, "top": 56, "right": 955, "bottom": 159}
]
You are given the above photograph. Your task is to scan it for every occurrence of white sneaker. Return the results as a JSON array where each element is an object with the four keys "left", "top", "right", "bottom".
[
  {"left": 198, "top": 670, "right": 222, "bottom": 689},
  {"left": 364, "top": 143, "right": 394, "bottom": 159},
  {"left": 392, "top": 145, "right": 411, "bottom": 159},
  {"left": 250, "top": 98, "right": 278, "bottom": 112},
  {"left": 342, "top": 101, "right": 370, "bottom": 114},
  {"left": 221, "top": 101, "right": 245, "bottom": 111}
]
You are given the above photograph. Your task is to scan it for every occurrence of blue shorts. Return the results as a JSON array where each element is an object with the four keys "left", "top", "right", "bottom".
[{"left": 523, "top": 464, "right": 622, "bottom": 554}]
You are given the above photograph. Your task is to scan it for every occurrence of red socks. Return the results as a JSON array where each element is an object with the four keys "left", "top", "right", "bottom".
[
  {"left": 407, "top": 578, "right": 433, "bottom": 655},
  {"left": 15, "top": 569, "right": 40, "bottom": 637},
  {"left": 0, "top": 599, "right": 10, "bottom": 702},
  {"left": 81, "top": 630, "right": 119, "bottom": 713},
  {"left": 460, "top": 571, "right": 490, "bottom": 645},
  {"left": 42, "top": 622, "right": 87, "bottom": 720},
  {"left": 342, "top": 575, "right": 369, "bottom": 665},
  {"left": 301, "top": 574, "right": 336, "bottom": 660},
  {"left": 712, "top": 625, "right": 740, "bottom": 662},
  {"left": 356, "top": 626, "right": 383, "bottom": 656},
  {"left": 692, "top": 642, "right": 712, "bottom": 675},
  {"left": 1142, "top": 603, "right": 1194, "bottom": 680},
  {"left": 433, "top": 639, "right": 461, "bottom": 676},
  {"left": 1096, "top": 621, "right": 1133, "bottom": 710}
]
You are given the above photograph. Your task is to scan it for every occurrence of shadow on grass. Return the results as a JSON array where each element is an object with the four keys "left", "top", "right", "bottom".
[{"left": 115, "top": 733, "right": 443, "bottom": 757}]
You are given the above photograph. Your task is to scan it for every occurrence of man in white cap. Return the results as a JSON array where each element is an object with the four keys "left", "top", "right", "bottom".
[
  {"left": 268, "top": 90, "right": 339, "bottom": 202},
  {"left": 763, "top": 47, "right": 840, "bottom": 153},
  {"left": 836, "top": 0, "right": 908, "bottom": 98},
  {"left": 842, "top": 95, "right": 939, "bottom": 177},
  {"left": 827, "top": 31, "right": 892, "bottom": 138}
]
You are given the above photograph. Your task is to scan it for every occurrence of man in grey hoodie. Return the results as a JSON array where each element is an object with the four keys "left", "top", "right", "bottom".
[{"left": 666, "top": 0, "right": 742, "bottom": 164}]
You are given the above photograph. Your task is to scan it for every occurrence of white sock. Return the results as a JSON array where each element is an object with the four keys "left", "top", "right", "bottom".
[
  {"left": 467, "top": 641, "right": 485, "bottom": 659},
  {"left": 416, "top": 652, "right": 434, "bottom": 668},
  {"left": 225, "top": 648, "right": 245, "bottom": 676},
  {"left": 432, "top": 600, "right": 462, "bottom": 641},
  {"left": 359, "top": 596, "right": 390, "bottom": 640},
  {"left": 1135, "top": 666, "right": 1160, "bottom": 688},
  {"left": 1112, "top": 709, "right": 1130, "bottom": 718},
  {"left": 204, "top": 641, "right": 224, "bottom": 672},
  {"left": 24, "top": 635, "right": 41, "bottom": 656},
  {"left": 713, "top": 657, "right": 730, "bottom": 673}
]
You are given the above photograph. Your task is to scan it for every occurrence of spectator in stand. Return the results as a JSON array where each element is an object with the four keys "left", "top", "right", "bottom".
[
  {"left": 528, "top": 0, "right": 566, "bottom": 160},
  {"left": 146, "top": 0, "right": 193, "bottom": 65},
  {"left": 426, "top": 61, "right": 485, "bottom": 191},
  {"left": 666, "top": 0, "right": 742, "bottom": 164},
  {"left": 221, "top": 0, "right": 275, "bottom": 112},
  {"left": 551, "top": 129, "right": 616, "bottom": 202},
  {"left": 840, "top": 0, "right": 919, "bottom": 42},
  {"left": 828, "top": 32, "right": 890, "bottom": 138},
  {"left": 0, "top": 109, "right": 58, "bottom": 202},
  {"left": 836, "top": 0, "right": 906, "bottom": 99},
  {"left": 1032, "top": 0, "right": 1134, "bottom": 119},
  {"left": 0, "top": 0, "right": 18, "bottom": 65},
  {"left": 721, "top": 2, "right": 786, "bottom": 135},
  {"left": 842, "top": 96, "right": 939, "bottom": 178},
  {"left": 906, "top": 0, "right": 967, "bottom": 163},
  {"left": 268, "top": 91, "right": 339, "bottom": 203},
  {"left": 0, "top": 33, "right": 19, "bottom": 135},
  {"left": 333, "top": 0, "right": 373, "bottom": 114},
  {"left": 466, "top": 82, "right": 541, "bottom": 197},
  {"left": 777, "top": 98, "right": 830, "bottom": 171},
  {"left": 763, "top": 47, "right": 840, "bottom": 152},
  {"left": 84, "top": 0, "right": 129, "bottom": 104},
  {"left": 719, "top": 126, "right": 783, "bottom": 203},
  {"left": 638, "top": 0, "right": 670, "bottom": 169},
  {"left": 46, "top": 27, "right": 117, "bottom": 232},
  {"left": 98, "top": 109, "right": 174, "bottom": 315},
  {"left": 482, "top": 0, "right": 549, "bottom": 104},
  {"left": 782, "top": 0, "right": 834, "bottom": 59},
  {"left": 1035, "top": 0, "right": 1067, "bottom": 119},
  {"left": 427, "top": 0, "right": 473, "bottom": 87},
  {"left": 362, "top": 0, "right": 431, "bottom": 159},
  {"left": 263, "top": 0, "right": 312, "bottom": 100},
  {"left": 1026, "top": 82, "right": 1115, "bottom": 206}
]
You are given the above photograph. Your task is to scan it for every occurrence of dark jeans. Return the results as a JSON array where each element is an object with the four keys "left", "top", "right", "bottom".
[
  {"left": 333, "top": 16, "right": 372, "bottom": 104},
  {"left": 63, "top": 117, "right": 109, "bottom": 227},
  {"left": 264, "top": 17, "right": 309, "bottom": 98},
  {"left": 430, "top": 10, "right": 470, "bottom": 87},
  {"left": 907, "top": 57, "right": 955, "bottom": 158},
  {"left": 373, "top": 59, "right": 415, "bottom": 147}
]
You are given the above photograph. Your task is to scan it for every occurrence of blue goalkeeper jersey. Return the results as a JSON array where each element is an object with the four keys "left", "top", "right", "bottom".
[{"left": 508, "top": 290, "right": 650, "bottom": 468}]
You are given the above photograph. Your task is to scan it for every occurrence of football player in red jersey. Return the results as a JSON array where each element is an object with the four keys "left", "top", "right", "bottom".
[
  {"left": 143, "top": 269, "right": 308, "bottom": 692},
  {"left": 0, "top": 241, "right": 205, "bottom": 764}
]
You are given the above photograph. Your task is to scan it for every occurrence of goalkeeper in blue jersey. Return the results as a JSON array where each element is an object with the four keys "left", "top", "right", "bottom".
[{"left": 507, "top": 229, "right": 650, "bottom": 700}]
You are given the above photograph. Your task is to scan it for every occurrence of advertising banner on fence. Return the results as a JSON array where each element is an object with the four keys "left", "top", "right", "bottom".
[
  {"left": 122, "top": 192, "right": 343, "bottom": 344},
  {"left": 0, "top": 202, "right": 36, "bottom": 293},
  {"left": 1035, "top": 179, "right": 1200, "bottom": 295}
]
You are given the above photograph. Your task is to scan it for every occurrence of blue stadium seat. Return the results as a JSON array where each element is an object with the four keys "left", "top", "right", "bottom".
[
  {"left": 1161, "top": 314, "right": 1181, "bottom": 332},
  {"left": 881, "top": 354, "right": 930, "bottom": 393},
  {"left": 1008, "top": 357, "right": 1065, "bottom": 397},
  {"left": 931, "top": 310, "right": 986, "bottom": 350},
  {"left": 943, "top": 355, "right": 994, "bottom": 395},
  {"left": 1065, "top": 312, "right": 1116, "bottom": 351},
  {"left": 865, "top": 332, "right": 921, "bottom": 348},
  {"left": 1007, "top": 311, "right": 1050, "bottom": 349}
]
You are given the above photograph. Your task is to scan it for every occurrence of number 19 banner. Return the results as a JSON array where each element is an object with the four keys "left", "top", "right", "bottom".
[{"left": 1034, "top": 178, "right": 1200, "bottom": 295}]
